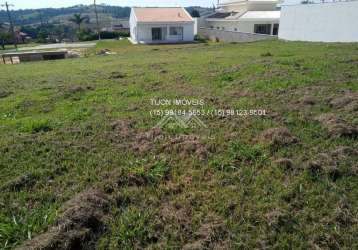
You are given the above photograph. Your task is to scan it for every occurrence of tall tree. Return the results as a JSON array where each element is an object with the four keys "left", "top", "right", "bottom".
[
  {"left": 190, "top": 9, "right": 201, "bottom": 18},
  {"left": 69, "top": 13, "right": 89, "bottom": 32}
]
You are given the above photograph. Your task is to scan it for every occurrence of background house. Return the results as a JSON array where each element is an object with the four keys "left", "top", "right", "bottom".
[
  {"left": 129, "top": 7, "right": 195, "bottom": 44},
  {"left": 205, "top": 0, "right": 280, "bottom": 35},
  {"left": 279, "top": 1, "right": 358, "bottom": 42}
]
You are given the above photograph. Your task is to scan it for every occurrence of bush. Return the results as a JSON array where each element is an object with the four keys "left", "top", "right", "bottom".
[
  {"left": 78, "top": 30, "right": 130, "bottom": 41},
  {"left": 194, "top": 34, "right": 207, "bottom": 43},
  {"left": 77, "top": 28, "right": 96, "bottom": 41}
]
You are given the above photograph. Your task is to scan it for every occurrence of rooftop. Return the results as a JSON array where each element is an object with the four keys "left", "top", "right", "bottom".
[
  {"left": 240, "top": 11, "right": 280, "bottom": 20},
  {"left": 132, "top": 7, "right": 193, "bottom": 23},
  {"left": 206, "top": 10, "right": 280, "bottom": 21},
  {"left": 220, "top": 0, "right": 279, "bottom": 4}
]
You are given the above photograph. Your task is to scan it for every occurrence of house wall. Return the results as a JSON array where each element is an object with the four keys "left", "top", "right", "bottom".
[
  {"left": 220, "top": 1, "right": 278, "bottom": 12},
  {"left": 279, "top": 1, "right": 358, "bottom": 42},
  {"left": 247, "top": 2, "right": 278, "bottom": 11},
  {"left": 207, "top": 20, "right": 278, "bottom": 34},
  {"left": 135, "top": 22, "right": 194, "bottom": 43},
  {"left": 221, "top": 3, "right": 248, "bottom": 12},
  {"left": 129, "top": 10, "right": 137, "bottom": 42}
]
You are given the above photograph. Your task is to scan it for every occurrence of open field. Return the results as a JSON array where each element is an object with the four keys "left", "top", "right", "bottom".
[{"left": 0, "top": 39, "right": 357, "bottom": 249}]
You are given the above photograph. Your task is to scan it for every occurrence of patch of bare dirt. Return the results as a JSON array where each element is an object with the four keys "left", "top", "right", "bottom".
[
  {"left": 1, "top": 173, "right": 37, "bottom": 191},
  {"left": 109, "top": 71, "right": 127, "bottom": 79},
  {"left": 67, "top": 86, "right": 95, "bottom": 94},
  {"left": 317, "top": 198, "right": 358, "bottom": 232},
  {"left": 143, "top": 81, "right": 162, "bottom": 91},
  {"left": 315, "top": 113, "right": 358, "bottom": 138},
  {"left": 330, "top": 199, "right": 358, "bottom": 227},
  {"left": 110, "top": 119, "right": 136, "bottom": 139},
  {"left": 16, "top": 188, "right": 112, "bottom": 250},
  {"left": 229, "top": 89, "right": 254, "bottom": 98},
  {"left": 108, "top": 120, "right": 209, "bottom": 157},
  {"left": 265, "top": 208, "right": 292, "bottom": 231},
  {"left": 159, "top": 202, "right": 191, "bottom": 228},
  {"left": 182, "top": 215, "right": 226, "bottom": 250},
  {"left": 274, "top": 158, "right": 294, "bottom": 170},
  {"left": 132, "top": 128, "right": 164, "bottom": 153},
  {"left": 96, "top": 49, "right": 114, "bottom": 55},
  {"left": 108, "top": 119, "right": 208, "bottom": 158},
  {"left": 162, "top": 135, "right": 208, "bottom": 160},
  {"left": 299, "top": 96, "right": 317, "bottom": 106},
  {"left": 263, "top": 68, "right": 289, "bottom": 78},
  {"left": 329, "top": 92, "right": 358, "bottom": 112},
  {"left": 307, "top": 146, "right": 358, "bottom": 179},
  {"left": 59, "top": 85, "right": 95, "bottom": 100},
  {"left": 0, "top": 90, "right": 12, "bottom": 98},
  {"left": 258, "top": 127, "right": 299, "bottom": 146}
]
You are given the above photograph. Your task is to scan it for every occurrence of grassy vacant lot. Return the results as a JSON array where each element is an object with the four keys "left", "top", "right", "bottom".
[{"left": 0, "top": 39, "right": 357, "bottom": 249}]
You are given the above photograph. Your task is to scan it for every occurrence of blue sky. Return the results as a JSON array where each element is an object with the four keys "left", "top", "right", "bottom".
[{"left": 3, "top": 0, "right": 215, "bottom": 10}]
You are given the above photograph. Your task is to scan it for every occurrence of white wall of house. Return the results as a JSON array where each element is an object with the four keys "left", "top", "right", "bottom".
[
  {"left": 129, "top": 10, "right": 138, "bottom": 42},
  {"left": 220, "top": 1, "right": 278, "bottom": 12},
  {"left": 134, "top": 22, "right": 194, "bottom": 43},
  {"left": 279, "top": 1, "right": 358, "bottom": 42},
  {"left": 207, "top": 20, "right": 278, "bottom": 34}
]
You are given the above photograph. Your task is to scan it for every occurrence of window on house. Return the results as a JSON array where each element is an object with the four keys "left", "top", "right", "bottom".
[
  {"left": 222, "top": 27, "right": 225, "bottom": 30},
  {"left": 273, "top": 24, "right": 279, "bottom": 36},
  {"left": 210, "top": 26, "right": 214, "bottom": 29},
  {"left": 216, "top": 27, "right": 220, "bottom": 30},
  {"left": 169, "top": 27, "right": 183, "bottom": 36},
  {"left": 234, "top": 28, "right": 238, "bottom": 31},
  {"left": 254, "top": 24, "right": 272, "bottom": 35}
]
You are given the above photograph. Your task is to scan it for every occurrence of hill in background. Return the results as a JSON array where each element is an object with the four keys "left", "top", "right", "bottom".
[{"left": 0, "top": 5, "right": 212, "bottom": 28}]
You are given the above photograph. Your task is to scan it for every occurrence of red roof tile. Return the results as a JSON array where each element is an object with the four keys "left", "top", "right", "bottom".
[{"left": 133, "top": 7, "right": 193, "bottom": 23}]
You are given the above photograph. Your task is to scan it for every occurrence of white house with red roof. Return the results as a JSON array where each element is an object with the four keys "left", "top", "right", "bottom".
[{"left": 129, "top": 7, "right": 195, "bottom": 44}]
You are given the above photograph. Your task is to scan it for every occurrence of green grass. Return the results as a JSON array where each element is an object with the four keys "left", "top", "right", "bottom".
[{"left": 0, "top": 39, "right": 357, "bottom": 249}]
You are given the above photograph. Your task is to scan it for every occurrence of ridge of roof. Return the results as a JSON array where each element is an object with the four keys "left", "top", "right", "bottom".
[{"left": 132, "top": 7, "right": 194, "bottom": 23}]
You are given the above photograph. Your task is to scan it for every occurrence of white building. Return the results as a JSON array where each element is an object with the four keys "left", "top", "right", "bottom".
[
  {"left": 129, "top": 7, "right": 195, "bottom": 44},
  {"left": 205, "top": 0, "right": 280, "bottom": 35},
  {"left": 279, "top": 1, "right": 358, "bottom": 43}
]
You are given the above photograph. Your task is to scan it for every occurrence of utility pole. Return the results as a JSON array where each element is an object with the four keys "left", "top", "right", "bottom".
[
  {"left": 39, "top": 11, "right": 44, "bottom": 27},
  {"left": 94, "top": 0, "right": 101, "bottom": 40},
  {"left": 1, "top": 2, "right": 17, "bottom": 50}
]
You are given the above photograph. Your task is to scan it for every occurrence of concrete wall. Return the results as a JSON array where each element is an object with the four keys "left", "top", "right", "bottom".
[
  {"left": 279, "top": 1, "right": 358, "bottom": 42},
  {"left": 199, "top": 27, "right": 276, "bottom": 43}
]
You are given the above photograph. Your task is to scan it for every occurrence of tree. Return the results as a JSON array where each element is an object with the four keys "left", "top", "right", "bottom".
[
  {"left": 0, "top": 23, "right": 9, "bottom": 50},
  {"left": 190, "top": 9, "right": 201, "bottom": 18},
  {"left": 69, "top": 13, "right": 89, "bottom": 32}
]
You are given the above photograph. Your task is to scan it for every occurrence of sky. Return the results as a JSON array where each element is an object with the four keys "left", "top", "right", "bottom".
[{"left": 1, "top": 0, "right": 215, "bottom": 10}]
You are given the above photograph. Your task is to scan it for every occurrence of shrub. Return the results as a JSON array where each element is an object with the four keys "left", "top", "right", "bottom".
[{"left": 194, "top": 34, "right": 207, "bottom": 43}]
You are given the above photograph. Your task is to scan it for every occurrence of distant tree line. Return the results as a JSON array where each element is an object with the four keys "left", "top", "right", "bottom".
[
  {"left": 0, "top": 5, "right": 207, "bottom": 46},
  {"left": 0, "top": 5, "right": 131, "bottom": 26}
]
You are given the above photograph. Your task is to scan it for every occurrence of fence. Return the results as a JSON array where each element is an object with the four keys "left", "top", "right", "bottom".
[{"left": 198, "top": 28, "right": 276, "bottom": 43}]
